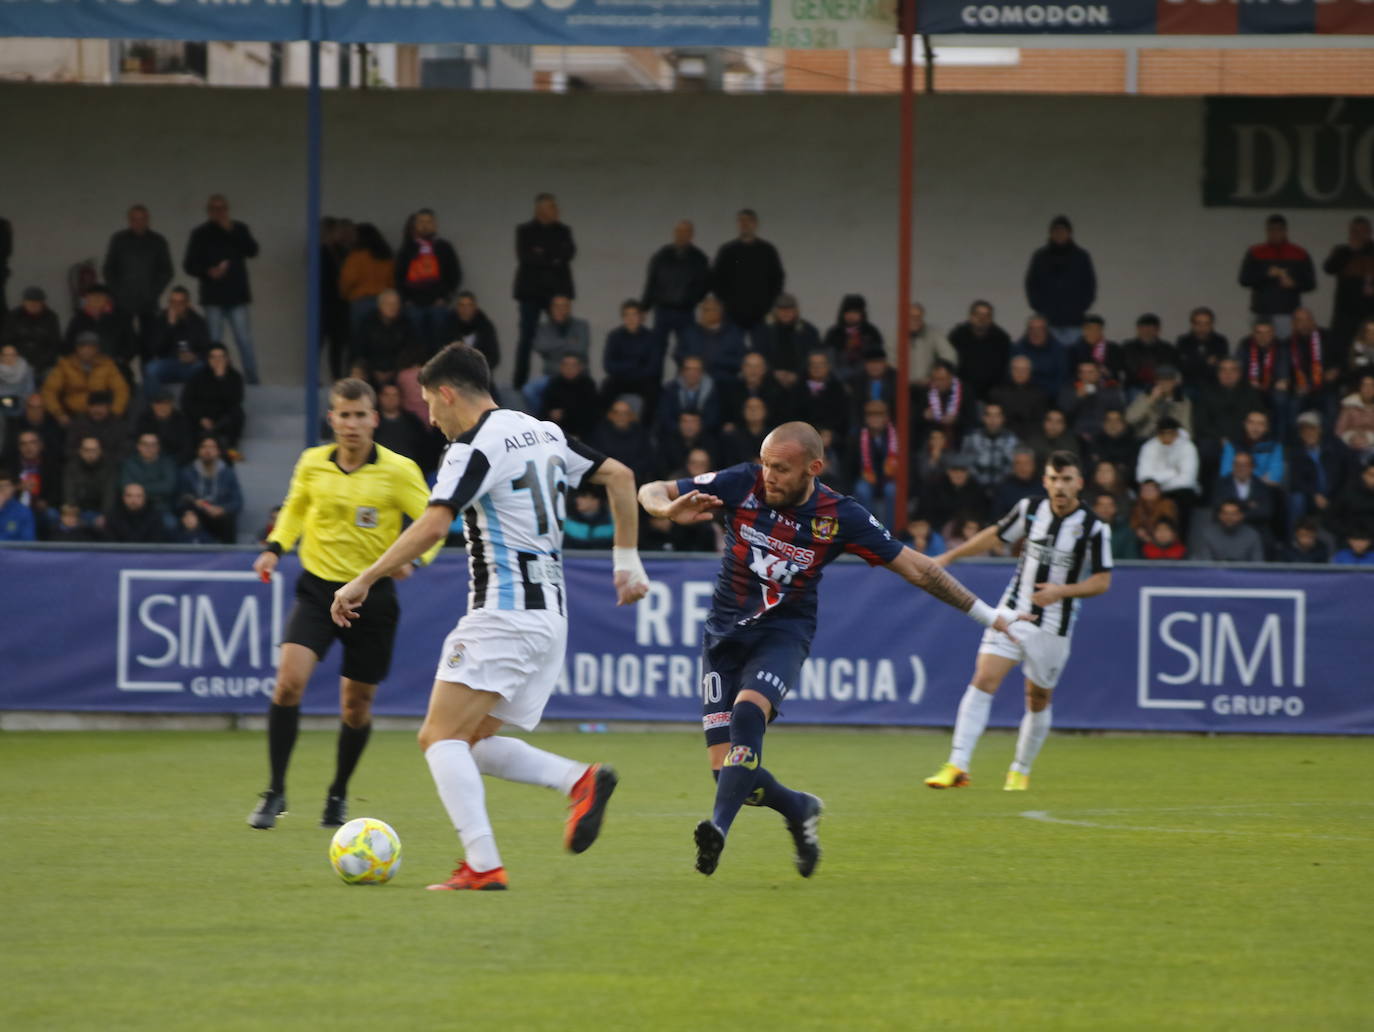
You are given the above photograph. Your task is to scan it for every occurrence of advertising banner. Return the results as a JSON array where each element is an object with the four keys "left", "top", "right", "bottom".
[
  {"left": 916, "top": 0, "right": 1374, "bottom": 35},
  {"left": 1, "top": 547, "right": 1371, "bottom": 734}
]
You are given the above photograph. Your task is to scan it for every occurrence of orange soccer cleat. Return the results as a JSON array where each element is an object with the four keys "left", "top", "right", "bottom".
[
  {"left": 426, "top": 862, "right": 509, "bottom": 892},
  {"left": 565, "top": 763, "right": 619, "bottom": 854}
]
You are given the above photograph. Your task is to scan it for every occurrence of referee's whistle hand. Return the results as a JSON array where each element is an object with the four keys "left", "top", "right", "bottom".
[{"left": 252, "top": 551, "right": 278, "bottom": 581}]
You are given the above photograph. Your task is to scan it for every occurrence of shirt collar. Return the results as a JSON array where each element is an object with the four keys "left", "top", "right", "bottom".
[
  {"left": 329, "top": 445, "right": 379, "bottom": 473},
  {"left": 454, "top": 407, "right": 498, "bottom": 445}
]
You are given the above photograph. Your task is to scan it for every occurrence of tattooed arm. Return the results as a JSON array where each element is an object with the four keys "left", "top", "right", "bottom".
[{"left": 886, "top": 547, "right": 1021, "bottom": 634}]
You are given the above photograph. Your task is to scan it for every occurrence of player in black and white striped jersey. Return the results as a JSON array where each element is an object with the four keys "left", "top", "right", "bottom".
[{"left": 924, "top": 450, "right": 1113, "bottom": 792}]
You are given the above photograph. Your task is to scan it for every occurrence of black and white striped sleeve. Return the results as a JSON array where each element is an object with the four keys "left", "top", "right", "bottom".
[
  {"left": 563, "top": 438, "right": 608, "bottom": 489},
  {"left": 996, "top": 497, "right": 1032, "bottom": 544},
  {"left": 1090, "top": 517, "right": 1114, "bottom": 573},
  {"left": 428, "top": 442, "right": 493, "bottom": 513}
]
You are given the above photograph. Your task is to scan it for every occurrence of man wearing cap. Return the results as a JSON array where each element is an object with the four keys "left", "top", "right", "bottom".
[
  {"left": 1240, "top": 214, "right": 1315, "bottom": 339},
  {"left": 42, "top": 332, "right": 129, "bottom": 425},
  {"left": 66, "top": 390, "right": 129, "bottom": 464},
  {"left": 847, "top": 343, "right": 898, "bottom": 419},
  {"left": 64, "top": 284, "right": 137, "bottom": 378},
  {"left": 760, "top": 292, "right": 820, "bottom": 384},
  {"left": 1121, "top": 314, "right": 1179, "bottom": 395},
  {"left": 1024, "top": 215, "right": 1096, "bottom": 347},
  {"left": 1125, "top": 364, "right": 1192, "bottom": 438},
  {"left": 1288, "top": 410, "right": 1352, "bottom": 528},
  {"left": 1, "top": 287, "right": 62, "bottom": 379},
  {"left": 641, "top": 219, "right": 710, "bottom": 364}
]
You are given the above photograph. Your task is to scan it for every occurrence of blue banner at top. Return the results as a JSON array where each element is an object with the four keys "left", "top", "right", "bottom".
[
  {"left": 917, "top": 0, "right": 1374, "bottom": 34},
  {"left": 0, "top": 0, "right": 770, "bottom": 46}
]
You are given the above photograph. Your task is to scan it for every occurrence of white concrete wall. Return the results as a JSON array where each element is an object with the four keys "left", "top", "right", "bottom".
[{"left": 1, "top": 84, "right": 1365, "bottom": 388}]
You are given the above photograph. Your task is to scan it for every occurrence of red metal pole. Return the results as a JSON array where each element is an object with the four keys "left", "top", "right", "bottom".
[{"left": 894, "top": 0, "right": 916, "bottom": 531}]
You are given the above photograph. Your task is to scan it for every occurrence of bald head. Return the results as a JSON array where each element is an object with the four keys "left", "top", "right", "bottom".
[{"left": 763, "top": 421, "right": 824, "bottom": 463}]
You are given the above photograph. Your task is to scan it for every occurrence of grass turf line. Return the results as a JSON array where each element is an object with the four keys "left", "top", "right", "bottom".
[{"left": 2, "top": 730, "right": 1370, "bottom": 1031}]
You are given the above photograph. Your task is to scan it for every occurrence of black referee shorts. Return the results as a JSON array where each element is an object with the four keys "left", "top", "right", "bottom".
[{"left": 283, "top": 570, "right": 400, "bottom": 686}]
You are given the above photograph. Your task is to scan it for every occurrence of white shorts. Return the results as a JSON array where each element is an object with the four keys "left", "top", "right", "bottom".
[
  {"left": 434, "top": 608, "right": 568, "bottom": 731},
  {"left": 977, "top": 620, "right": 1072, "bottom": 691}
]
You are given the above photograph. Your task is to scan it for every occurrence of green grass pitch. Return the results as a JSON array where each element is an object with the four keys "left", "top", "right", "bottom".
[{"left": 4, "top": 729, "right": 1371, "bottom": 1031}]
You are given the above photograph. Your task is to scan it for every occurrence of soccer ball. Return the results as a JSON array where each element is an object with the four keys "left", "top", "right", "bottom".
[{"left": 328, "top": 818, "right": 402, "bottom": 885}]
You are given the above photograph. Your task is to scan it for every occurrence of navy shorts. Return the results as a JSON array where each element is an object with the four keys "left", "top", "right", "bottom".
[{"left": 700, "top": 630, "right": 810, "bottom": 747}]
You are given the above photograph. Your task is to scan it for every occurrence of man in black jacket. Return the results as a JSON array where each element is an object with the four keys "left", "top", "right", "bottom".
[
  {"left": 710, "top": 208, "right": 784, "bottom": 352},
  {"left": 103, "top": 204, "right": 173, "bottom": 351},
  {"left": 1024, "top": 214, "right": 1096, "bottom": 345},
  {"left": 1238, "top": 213, "right": 1315, "bottom": 339},
  {"left": 395, "top": 208, "right": 461, "bottom": 354},
  {"left": 948, "top": 299, "right": 1012, "bottom": 402},
  {"left": 642, "top": 219, "right": 709, "bottom": 365},
  {"left": 1322, "top": 215, "right": 1374, "bottom": 351},
  {"left": 183, "top": 195, "right": 260, "bottom": 384},
  {"left": 142, "top": 286, "right": 210, "bottom": 400},
  {"left": 182, "top": 344, "right": 246, "bottom": 452},
  {"left": 759, "top": 293, "right": 820, "bottom": 384},
  {"left": 513, "top": 192, "right": 576, "bottom": 390},
  {"left": 1288, "top": 411, "right": 1352, "bottom": 527},
  {"left": 441, "top": 291, "right": 499, "bottom": 372},
  {"left": 1175, "top": 306, "right": 1229, "bottom": 390},
  {"left": 2, "top": 287, "right": 62, "bottom": 379}
]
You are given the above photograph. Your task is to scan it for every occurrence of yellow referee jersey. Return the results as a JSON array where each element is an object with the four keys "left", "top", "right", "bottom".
[{"left": 267, "top": 444, "right": 442, "bottom": 582}]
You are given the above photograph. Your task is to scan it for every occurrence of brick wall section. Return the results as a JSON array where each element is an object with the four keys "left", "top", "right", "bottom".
[{"left": 780, "top": 47, "right": 1374, "bottom": 95}]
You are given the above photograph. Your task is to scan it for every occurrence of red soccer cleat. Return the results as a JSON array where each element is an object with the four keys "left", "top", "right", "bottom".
[
  {"left": 565, "top": 763, "right": 619, "bottom": 854},
  {"left": 426, "top": 862, "right": 509, "bottom": 891}
]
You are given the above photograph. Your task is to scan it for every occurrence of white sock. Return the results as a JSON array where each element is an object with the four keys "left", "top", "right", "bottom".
[
  {"left": 949, "top": 685, "right": 994, "bottom": 771},
  {"left": 424, "top": 739, "right": 502, "bottom": 872},
  {"left": 470, "top": 736, "right": 587, "bottom": 795},
  {"left": 1011, "top": 706, "right": 1052, "bottom": 775}
]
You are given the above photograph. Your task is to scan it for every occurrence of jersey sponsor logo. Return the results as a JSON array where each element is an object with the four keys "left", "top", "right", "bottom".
[
  {"left": 693, "top": 472, "right": 716, "bottom": 485},
  {"left": 1024, "top": 540, "right": 1076, "bottom": 569},
  {"left": 771, "top": 511, "right": 800, "bottom": 530},
  {"left": 702, "top": 712, "right": 731, "bottom": 730},
  {"left": 355, "top": 506, "right": 379, "bottom": 529},
  {"left": 749, "top": 546, "right": 804, "bottom": 587},
  {"left": 867, "top": 513, "right": 894, "bottom": 539},
  {"left": 738, "top": 523, "right": 816, "bottom": 566},
  {"left": 810, "top": 515, "right": 838, "bottom": 541}
]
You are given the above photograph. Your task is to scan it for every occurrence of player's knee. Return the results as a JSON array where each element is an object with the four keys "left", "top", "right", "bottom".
[
  {"left": 272, "top": 679, "right": 305, "bottom": 706},
  {"left": 416, "top": 726, "right": 440, "bottom": 752},
  {"left": 971, "top": 676, "right": 1001, "bottom": 695},
  {"left": 1025, "top": 687, "right": 1051, "bottom": 712},
  {"left": 341, "top": 695, "right": 372, "bottom": 728}
]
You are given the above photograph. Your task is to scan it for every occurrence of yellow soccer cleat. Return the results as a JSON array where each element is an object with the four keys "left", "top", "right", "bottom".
[
  {"left": 1003, "top": 770, "right": 1029, "bottom": 792},
  {"left": 924, "top": 762, "right": 969, "bottom": 789}
]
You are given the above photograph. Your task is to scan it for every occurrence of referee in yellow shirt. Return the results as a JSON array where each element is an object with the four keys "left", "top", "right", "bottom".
[{"left": 247, "top": 378, "right": 441, "bottom": 830}]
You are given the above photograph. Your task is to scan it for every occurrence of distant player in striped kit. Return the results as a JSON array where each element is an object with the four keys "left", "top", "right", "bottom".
[{"left": 925, "top": 450, "right": 1112, "bottom": 792}]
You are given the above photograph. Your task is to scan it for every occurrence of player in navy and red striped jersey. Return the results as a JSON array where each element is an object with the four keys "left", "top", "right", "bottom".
[{"left": 638, "top": 421, "right": 1024, "bottom": 878}]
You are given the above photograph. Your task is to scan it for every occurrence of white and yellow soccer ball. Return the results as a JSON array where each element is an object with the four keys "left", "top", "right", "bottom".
[{"left": 328, "top": 818, "right": 402, "bottom": 885}]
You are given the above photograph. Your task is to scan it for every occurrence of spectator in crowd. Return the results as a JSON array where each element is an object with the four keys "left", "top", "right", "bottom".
[
  {"left": 589, "top": 396, "right": 658, "bottom": 485},
  {"left": 1135, "top": 417, "right": 1199, "bottom": 518},
  {"left": 176, "top": 507, "right": 217, "bottom": 545},
  {"left": 353, "top": 289, "right": 418, "bottom": 385},
  {"left": 920, "top": 454, "right": 988, "bottom": 534},
  {"left": 67, "top": 390, "right": 127, "bottom": 463},
  {"left": 319, "top": 216, "right": 356, "bottom": 380},
  {"left": 1335, "top": 371, "right": 1374, "bottom": 461},
  {"left": 540, "top": 352, "right": 599, "bottom": 439},
  {"left": 64, "top": 435, "right": 116, "bottom": 521},
  {"left": 1026, "top": 408, "right": 1080, "bottom": 465},
  {"left": 441, "top": 290, "right": 500, "bottom": 373},
  {"left": 949, "top": 299, "right": 1012, "bottom": 401},
  {"left": 1090, "top": 489, "right": 1138, "bottom": 560},
  {"left": 1239, "top": 320, "right": 1289, "bottom": 401},
  {"left": 1214, "top": 449, "right": 1276, "bottom": 544},
  {"left": 104, "top": 481, "right": 165, "bottom": 544},
  {"left": 1284, "top": 306, "right": 1339, "bottom": 431},
  {"left": 1321, "top": 215, "right": 1374, "bottom": 349},
  {"left": 1024, "top": 214, "right": 1096, "bottom": 345},
  {"left": 183, "top": 194, "right": 260, "bottom": 384},
  {"left": 50, "top": 503, "right": 96, "bottom": 542},
  {"left": 1121, "top": 314, "right": 1180, "bottom": 396},
  {"left": 1332, "top": 526, "right": 1374, "bottom": 566},
  {"left": 65, "top": 284, "right": 136, "bottom": 377},
  {"left": 1349, "top": 318, "right": 1374, "bottom": 385},
  {"left": 1090, "top": 408, "right": 1139, "bottom": 473},
  {"left": 905, "top": 301, "right": 956, "bottom": 390},
  {"left": 372, "top": 383, "right": 429, "bottom": 469},
  {"left": 179, "top": 434, "right": 242, "bottom": 543},
  {"left": 563, "top": 488, "right": 615, "bottom": 550},
  {"left": 992, "top": 446, "right": 1040, "bottom": 514},
  {"left": 142, "top": 286, "right": 210, "bottom": 399},
  {"left": 801, "top": 350, "right": 855, "bottom": 446},
  {"left": 0, "top": 470, "right": 35, "bottom": 541},
  {"left": 1279, "top": 517, "right": 1330, "bottom": 564},
  {"left": 710, "top": 208, "right": 784, "bottom": 351},
  {"left": 1013, "top": 314, "right": 1068, "bottom": 400},
  {"left": 1072, "top": 313, "right": 1127, "bottom": 387},
  {"left": 181, "top": 344, "right": 245, "bottom": 454},
  {"left": 846, "top": 343, "right": 897, "bottom": 420},
  {"left": 824, "top": 294, "right": 884, "bottom": 376},
  {"left": 921, "top": 360, "right": 971, "bottom": 440},
  {"left": 724, "top": 350, "right": 788, "bottom": 430},
  {"left": 12, "top": 428, "right": 61, "bottom": 526},
  {"left": 848, "top": 399, "right": 900, "bottom": 527},
  {"left": 1239, "top": 213, "right": 1315, "bottom": 339},
  {"left": 721, "top": 396, "right": 771, "bottom": 468},
  {"left": 760, "top": 293, "right": 821, "bottom": 384},
  {"left": 1142, "top": 517, "right": 1187, "bottom": 560},
  {"left": 914, "top": 425, "right": 952, "bottom": 489},
  {"left": 1288, "top": 411, "right": 1351, "bottom": 528},
  {"left": 1194, "top": 499, "right": 1265, "bottom": 562},
  {"left": 963, "top": 400, "right": 1019, "bottom": 489},
  {"left": 676, "top": 295, "right": 745, "bottom": 382},
  {"left": 119, "top": 431, "right": 178, "bottom": 517},
  {"left": 659, "top": 354, "right": 721, "bottom": 435},
  {"left": 42, "top": 332, "right": 129, "bottom": 426},
  {"left": 1090, "top": 458, "right": 1134, "bottom": 512},
  {"left": 1196, "top": 356, "right": 1266, "bottom": 455},
  {"left": 1060, "top": 359, "right": 1127, "bottom": 440},
  {"left": 11, "top": 392, "right": 63, "bottom": 462},
  {"left": 1221, "top": 409, "right": 1284, "bottom": 486},
  {"left": 0, "top": 342, "right": 35, "bottom": 416},
  {"left": 660, "top": 410, "right": 718, "bottom": 475},
  {"left": 1175, "top": 305, "right": 1230, "bottom": 391},
  {"left": 338, "top": 222, "right": 395, "bottom": 330},
  {"left": 900, "top": 516, "right": 945, "bottom": 556},
  {"left": 601, "top": 300, "right": 660, "bottom": 416},
  {"left": 513, "top": 192, "right": 576, "bottom": 390},
  {"left": 641, "top": 219, "right": 710, "bottom": 361},
  {"left": 524, "top": 294, "right": 590, "bottom": 412},
  {"left": 102, "top": 203, "right": 173, "bottom": 348},
  {"left": 1125, "top": 364, "right": 1191, "bottom": 439},
  {"left": 1, "top": 286, "right": 62, "bottom": 378},
  {"left": 1331, "top": 458, "right": 1374, "bottom": 540},
  {"left": 394, "top": 207, "right": 461, "bottom": 353},
  {"left": 135, "top": 390, "right": 194, "bottom": 465},
  {"left": 988, "top": 354, "right": 1049, "bottom": 441},
  {"left": 1130, "top": 479, "right": 1179, "bottom": 545}
]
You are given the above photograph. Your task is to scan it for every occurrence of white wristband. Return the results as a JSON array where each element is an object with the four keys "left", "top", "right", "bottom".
[
  {"left": 612, "top": 547, "right": 649, "bottom": 584},
  {"left": 968, "top": 599, "right": 996, "bottom": 627}
]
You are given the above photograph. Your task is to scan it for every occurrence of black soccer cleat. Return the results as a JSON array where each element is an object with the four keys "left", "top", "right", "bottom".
[
  {"left": 320, "top": 794, "right": 348, "bottom": 829},
  {"left": 248, "top": 790, "right": 287, "bottom": 830},
  {"left": 694, "top": 820, "right": 725, "bottom": 876},
  {"left": 786, "top": 794, "right": 824, "bottom": 878}
]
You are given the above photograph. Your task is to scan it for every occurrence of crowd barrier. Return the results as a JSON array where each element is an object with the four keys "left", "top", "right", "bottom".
[{"left": 1, "top": 547, "right": 1370, "bottom": 735}]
